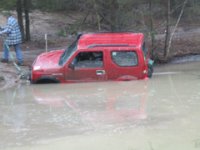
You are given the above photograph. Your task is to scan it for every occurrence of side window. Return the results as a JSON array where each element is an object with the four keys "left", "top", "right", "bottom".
[
  {"left": 111, "top": 51, "right": 138, "bottom": 67},
  {"left": 73, "top": 51, "right": 103, "bottom": 68}
]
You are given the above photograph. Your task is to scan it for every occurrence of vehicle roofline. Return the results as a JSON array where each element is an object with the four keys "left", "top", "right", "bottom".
[
  {"left": 78, "top": 31, "right": 144, "bottom": 35},
  {"left": 76, "top": 32, "right": 144, "bottom": 50}
]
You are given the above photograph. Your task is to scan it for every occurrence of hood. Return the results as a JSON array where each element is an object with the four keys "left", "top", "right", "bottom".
[{"left": 33, "top": 49, "right": 64, "bottom": 69}]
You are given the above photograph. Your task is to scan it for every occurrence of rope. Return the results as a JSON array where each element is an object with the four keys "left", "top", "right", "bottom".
[
  {"left": 3, "top": 41, "right": 22, "bottom": 72},
  {"left": 0, "top": 35, "right": 30, "bottom": 80}
]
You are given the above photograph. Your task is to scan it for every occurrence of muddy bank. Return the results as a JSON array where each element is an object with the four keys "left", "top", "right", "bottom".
[
  {"left": 0, "top": 50, "right": 39, "bottom": 91},
  {"left": 0, "top": 60, "right": 32, "bottom": 90},
  {"left": 0, "top": 63, "right": 24, "bottom": 90}
]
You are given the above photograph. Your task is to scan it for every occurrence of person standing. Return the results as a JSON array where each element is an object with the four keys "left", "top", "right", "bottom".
[{"left": 0, "top": 12, "right": 24, "bottom": 66}]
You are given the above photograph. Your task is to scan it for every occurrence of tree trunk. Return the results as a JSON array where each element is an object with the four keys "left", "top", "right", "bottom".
[
  {"left": 149, "top": 0, "right": 155, "bottom": 58},
  {"left": 16, "top": 0, "right": 25, "bottom": 41},
  {"left": 166, "top": 0, "right": 188, "bottom": 58},
  {"left": 24, "top": 0, "right": 31, "bottom": 41},
  {"left": 93, "top": 0, "right": 101, "bottom": 31},
  {"left": 163, "top": 0, "right": 171, "bottom": 59},
  {"left": 110, "top": 0, "right": 118, "bottom": 31}
]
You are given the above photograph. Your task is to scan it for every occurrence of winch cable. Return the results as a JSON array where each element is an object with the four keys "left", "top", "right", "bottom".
[
  {"left": 1, "top": 36, "right": 30, "bottom": 80},
  {"left": 4, "top": 42, "right": 22, "bottom": 72}
]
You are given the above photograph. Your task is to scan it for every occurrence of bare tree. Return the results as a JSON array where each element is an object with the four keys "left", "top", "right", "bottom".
[
  {"left": 164, "top": 0, "right": 188, "bottom": 59},
  {"left": 92, "top": 0, "right": 101, "bottom": 31},
  {"left": 24, "top": 0, "right": 31, "bottom": 41},
  {"left": 149, "top": 0, "right": 155, "bottom": 58},
  {"left": 16, "top": 0, "right": 25, "bottom": 41},
  {"left": 163, "top": 0, "right": 171, "bottom": 59},
  {"left": 16, "top": 0, "right": 31, "bottom": 42}
]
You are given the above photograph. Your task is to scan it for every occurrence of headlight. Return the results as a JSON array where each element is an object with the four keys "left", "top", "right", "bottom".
[{"left": 33, "top": 66, "right": 41, "bottom": 71}]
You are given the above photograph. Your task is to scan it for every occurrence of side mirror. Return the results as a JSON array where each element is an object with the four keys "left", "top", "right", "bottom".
[{"left": 68, "top": 63, "right": 75, "bottom": 70}]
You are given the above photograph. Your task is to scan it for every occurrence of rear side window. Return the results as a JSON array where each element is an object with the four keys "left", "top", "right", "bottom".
[{"left": 111, "top": 51, "right": 138, "bottom": 67}]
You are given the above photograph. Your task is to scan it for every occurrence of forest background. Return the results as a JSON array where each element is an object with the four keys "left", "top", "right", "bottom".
[{"left": 0, "top": 0, "right": 200, "bottom": 62}]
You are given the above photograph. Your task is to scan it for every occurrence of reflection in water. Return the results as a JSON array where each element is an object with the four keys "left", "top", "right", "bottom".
[
  {"left": 1, "top": 62, "right": 200, "bottom": 150},
  {"left": 1, "top": 84, "right": 27, "bottom": 132},
  {"left": 0, "top": 80, "right": 149, "bottom": 148},
  {"left": 32, "top": 81, "right": 148, "bottom": 126}
]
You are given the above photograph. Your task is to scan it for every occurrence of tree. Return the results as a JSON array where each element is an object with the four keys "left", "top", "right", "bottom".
[
  {"left": 16, "top": 0, "right": 25, "bottom": 41},
  {"left": 16, "top": 0, "right": 31, "bottom": 41},
  {"left": 24, "top": 0, "right": 31, "bottom": 41},
  {"left": 148, "top": 0, "right": 155, "bottom": 58},
  {"left": 163, "top": 0, "right": 170, "bottom": 59},
  {"left": 95, "top": 0, "right": 119, "bottom": 31},
  {"left": 163, "top": 0, "right": 188, "bottom": 59}
]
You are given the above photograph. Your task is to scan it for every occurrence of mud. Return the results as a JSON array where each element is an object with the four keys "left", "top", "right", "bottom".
[{"left": 0, "top": 50, "right": 40, "bottom": 91}]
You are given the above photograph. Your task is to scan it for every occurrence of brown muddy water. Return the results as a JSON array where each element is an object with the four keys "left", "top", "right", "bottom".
[{"left": 1, "top": 61, "right": 200, "bottom": 150}]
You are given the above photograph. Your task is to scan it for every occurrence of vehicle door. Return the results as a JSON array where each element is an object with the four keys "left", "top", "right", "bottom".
[
  {"left": 65, "top": 50, "right": 107, "bottom": 82},
  {"left": 106, "top": 49, "right": 145, "bottom": 80}
]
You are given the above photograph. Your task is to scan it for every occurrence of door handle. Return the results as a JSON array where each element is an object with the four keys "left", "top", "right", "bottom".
[{"left": 96, "top": 70, "right": 105, "bottom": 75}]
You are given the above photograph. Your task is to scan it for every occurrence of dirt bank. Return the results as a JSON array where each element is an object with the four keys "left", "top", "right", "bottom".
[
  {"left": 0, "top": 63, "right": 29, "bottom": 90},
  {"left": 0, "top": 49, "right": 41, "bottom": 91}
]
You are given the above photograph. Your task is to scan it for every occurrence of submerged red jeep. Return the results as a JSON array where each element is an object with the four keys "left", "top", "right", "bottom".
[{"left": 31, "top": 32, "right": 153, "bottom": 83}]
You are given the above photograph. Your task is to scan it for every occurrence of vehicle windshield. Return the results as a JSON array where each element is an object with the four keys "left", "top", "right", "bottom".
[{"left": 59, "top": 38, "right": 79, "bottom": 66}]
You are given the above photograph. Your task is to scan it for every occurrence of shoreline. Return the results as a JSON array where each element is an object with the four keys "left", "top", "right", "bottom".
[{"left": 1, "top": 53, "right": 200, "bottom": 91}]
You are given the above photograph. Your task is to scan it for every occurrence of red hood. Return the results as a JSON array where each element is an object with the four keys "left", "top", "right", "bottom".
[{"left": 34, "top": 49, "right": 64, "bottom": 69}]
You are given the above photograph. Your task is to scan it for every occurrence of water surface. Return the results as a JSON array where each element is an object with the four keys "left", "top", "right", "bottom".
[{"left": 1, "top": 62, "right": 200, "bottom": 150}]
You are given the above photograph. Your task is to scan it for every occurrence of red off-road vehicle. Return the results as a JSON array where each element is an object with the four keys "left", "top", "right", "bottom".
[{"left": 31, "top": 32, "right": 153, "bottom": 83}]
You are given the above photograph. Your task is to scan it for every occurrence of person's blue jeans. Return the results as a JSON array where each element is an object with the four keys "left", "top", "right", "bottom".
[{"left": 3, "top": 43, "right": 23, "bottom": 63}]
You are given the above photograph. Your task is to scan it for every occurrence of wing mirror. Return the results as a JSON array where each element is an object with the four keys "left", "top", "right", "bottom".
[{"left": 68, "top": 63, "right": 75, "bottom": 70}]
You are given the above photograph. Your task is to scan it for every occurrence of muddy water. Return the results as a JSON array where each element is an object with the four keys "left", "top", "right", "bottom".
[{"left": 1, "top": 62, "right": 200, "bottom": 150}]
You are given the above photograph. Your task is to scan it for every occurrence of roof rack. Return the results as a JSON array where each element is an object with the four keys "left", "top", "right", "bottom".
[{"left": 88, "top": 44, "right": 136, "bottom": 48}]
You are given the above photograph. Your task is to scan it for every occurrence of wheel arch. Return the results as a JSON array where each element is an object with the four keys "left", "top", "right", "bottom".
[{"left": 33, "top": 76, "right": 60, "bottom": 84}]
